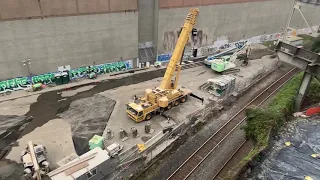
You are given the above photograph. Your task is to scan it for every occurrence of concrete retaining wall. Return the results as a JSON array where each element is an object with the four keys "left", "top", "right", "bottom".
[
  {"left": 157, "top": 0, "right": 320, "bottom": 54},
  {"left": 0, "top": 12, "right": 138, "bottom": 80},
  {"left": 1, "top": 0, "right": 320, "bottom": 79},
  {"left": 158, "top": 0, "right": 267, "bottom": 8},
  {"left": 0, "top": 0, "right": 138, "bottom": 20}
]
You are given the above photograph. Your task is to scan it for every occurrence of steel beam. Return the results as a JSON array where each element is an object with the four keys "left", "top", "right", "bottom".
[
  {"left": 276, "top": 41, "right": 320, "bottom": 110},
  {"left": 275, "top": 42, "right": 320, "bottom": 76},
  {"left": 279, "top": 0, "right": 320, "bottom": 111},
  {"left": 296, "top": 72, "right": 313, "bottom": 111}
]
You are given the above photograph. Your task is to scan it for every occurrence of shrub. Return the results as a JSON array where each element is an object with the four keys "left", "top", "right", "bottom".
[
  {"left": 243, "top": 73, "right": 303, "bottom": 147},
  {"left": 311, "top": 36, "right": 320, "bottom": 53}
]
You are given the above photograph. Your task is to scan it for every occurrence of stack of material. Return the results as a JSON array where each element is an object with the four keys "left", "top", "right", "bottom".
[{"left": 49, "top": 147, "right": 112, "bottom": 180}]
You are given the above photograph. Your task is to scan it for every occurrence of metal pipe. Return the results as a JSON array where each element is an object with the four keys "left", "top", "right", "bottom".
[
  {"left": 297, "top": 7, "right": 314, "bottom": 33},
  {"left": 283, "top": 0, "right": 297, "bottom": 43}
]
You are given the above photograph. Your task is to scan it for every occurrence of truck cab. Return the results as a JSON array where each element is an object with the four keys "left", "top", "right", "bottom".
[{"left": 126, "top": 104, "right": 145, "bottom": 122}]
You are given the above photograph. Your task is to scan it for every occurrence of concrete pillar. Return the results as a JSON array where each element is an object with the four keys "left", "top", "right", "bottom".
[
  {"left": 132, "top": 58, "right": 138, "bottom": 69},
  {"left": 138, "top": 0, "right": 155, "bottom": 44},
  {"left": 295, "top": 72, "right": 313, "bottom": 111},
  {"left": 153, "top": 0, "right": 159, "bottom": 62},
  {"left": 138, "top": 0, "right": 158, "bottom": 63}
]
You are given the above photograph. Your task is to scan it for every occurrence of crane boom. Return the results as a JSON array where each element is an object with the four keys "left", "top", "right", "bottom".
[{"left": 159, "top": 8, "right": 199, "bottom": 90}]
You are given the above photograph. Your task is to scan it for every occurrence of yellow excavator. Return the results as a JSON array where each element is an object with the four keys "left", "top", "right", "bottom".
[{"left": 126, "top": 8, "right": 200, "bottom": 122}]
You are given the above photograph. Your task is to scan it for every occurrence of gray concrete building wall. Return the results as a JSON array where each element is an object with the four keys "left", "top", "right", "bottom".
[
  {"left": 0, "top": 12, "right": 138, "bottom": 79},
  {"left": 138, "top": 0, "right": 155, "bottom": 44},
  {"left": 1, "top": 0, "right": 320, "bottom": 80},
  {"left": 157, "top": 0, "right": 320, "bottom": 54}
]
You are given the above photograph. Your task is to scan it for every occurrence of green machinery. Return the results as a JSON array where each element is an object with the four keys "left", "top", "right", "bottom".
[
  {"left": 211, "top": 42, "right": 252, "bottom": 74},
  {"left": 211, "top": 55, "right": 235, "bottom": 73}
]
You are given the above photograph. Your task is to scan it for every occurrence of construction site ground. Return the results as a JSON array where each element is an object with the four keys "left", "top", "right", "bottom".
[
  {"left": 138, "top": 64, "right": 294, "bottom": 180},
  {"left": 0, "top": 45, "right": 277, "bottom": 179},
  {"left": 101, "top": 55, "right": 278, "bottom": 151}
]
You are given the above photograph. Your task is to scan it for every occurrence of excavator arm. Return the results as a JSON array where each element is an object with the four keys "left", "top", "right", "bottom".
[{"left": 159, "top": 8, "right": 200, "bottom": 90}]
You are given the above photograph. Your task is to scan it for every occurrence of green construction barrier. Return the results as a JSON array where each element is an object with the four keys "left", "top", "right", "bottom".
[{"left": 89, "top": 135, "right": 104, "bottom": 150}]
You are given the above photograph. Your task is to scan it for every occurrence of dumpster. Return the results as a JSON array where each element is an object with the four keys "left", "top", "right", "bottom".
[
  {"left": 54, "top": 73, "right": 62, "bottom": 85},
  {"left": 61, "top": 72, "right": 70, "bottom": 84}
]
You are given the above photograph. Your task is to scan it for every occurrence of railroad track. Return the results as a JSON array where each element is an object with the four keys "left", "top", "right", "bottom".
[
  {"left": 167, "top": 68, "right": 300, "bottom": 180},
  {"left": 212, "top": 140, "right": 253, "bottom": 180}
]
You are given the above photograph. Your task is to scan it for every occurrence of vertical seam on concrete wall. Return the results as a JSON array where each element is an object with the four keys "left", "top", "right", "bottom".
[
  {"left": 38, "top": 0, "right": 44, "bottom": 19},
  {"left": 153, "top": 0, "right": 159, "bottom": 56},
  {"left": 108, "top": 0, "right": 111, "bottom": 12},
  {"left": 138, "top": 0, "right": 141, "bottom": 44},
  {"left": 75, "top": 0, "right": 80, "bottom": 14}
]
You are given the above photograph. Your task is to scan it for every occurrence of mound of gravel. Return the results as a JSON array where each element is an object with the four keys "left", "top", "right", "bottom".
[{"left": 58, "top": 94, "right": 116, "bottom": 155}]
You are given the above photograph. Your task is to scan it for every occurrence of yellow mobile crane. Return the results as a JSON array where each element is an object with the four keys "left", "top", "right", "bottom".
[{"left": 126, "top": 8, "right": 200, "bottom": 122}]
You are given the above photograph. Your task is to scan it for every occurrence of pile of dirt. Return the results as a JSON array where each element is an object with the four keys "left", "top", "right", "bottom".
[
  {"left": 58, "top": 94, "right": 116, "bottom": 155},
  {"left": 249, "top": 44, "right": 274, "bottom": 60}
]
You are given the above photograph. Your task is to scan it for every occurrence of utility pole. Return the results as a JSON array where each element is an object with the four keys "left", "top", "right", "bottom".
[{"left": 23, "top": 58, "right": 32, "bottom": 84}]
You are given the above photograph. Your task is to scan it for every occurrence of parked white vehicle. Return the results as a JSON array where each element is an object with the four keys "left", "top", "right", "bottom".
[{"left": 106, "top": 143, "right": 123, "bottom": 157}]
